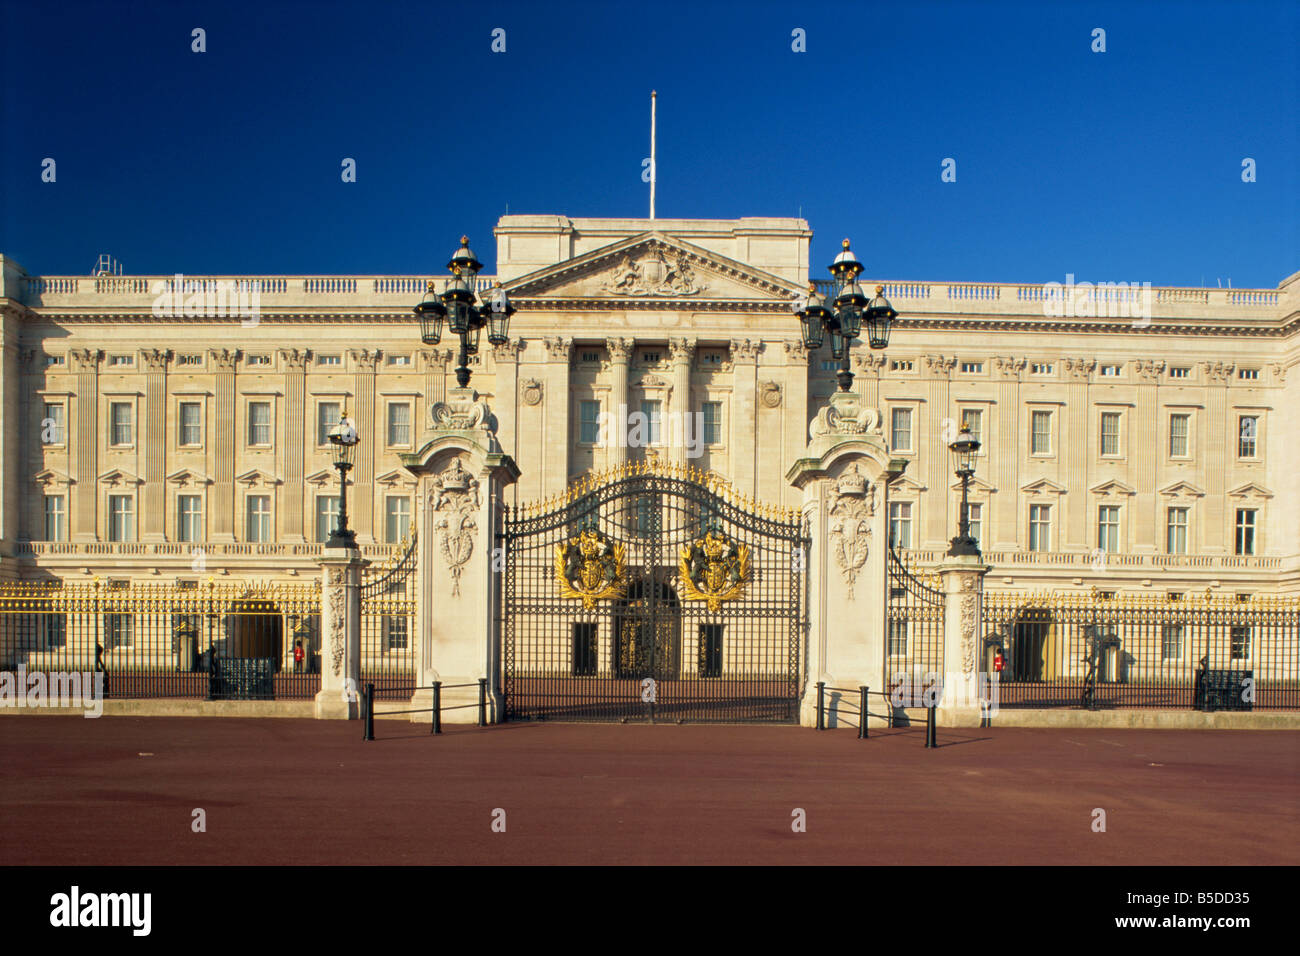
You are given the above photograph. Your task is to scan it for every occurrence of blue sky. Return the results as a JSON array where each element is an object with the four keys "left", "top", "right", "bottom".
[{"left": 2, "top": 0, "right": 1295, "bottom": 286}]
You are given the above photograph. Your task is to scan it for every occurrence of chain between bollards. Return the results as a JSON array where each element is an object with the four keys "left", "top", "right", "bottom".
[{"left": 363, "top": 682, "right": 375, "bottom": 741}]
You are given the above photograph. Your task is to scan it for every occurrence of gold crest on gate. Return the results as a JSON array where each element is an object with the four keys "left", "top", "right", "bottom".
[
  {"left": 679, "top": 530, "right": 751, "bottom": 612},
  {"left": 554, "top": 529, "right": 628, "bottom": 609}
]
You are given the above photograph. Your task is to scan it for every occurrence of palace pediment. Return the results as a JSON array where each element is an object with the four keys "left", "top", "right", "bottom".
[
  {"left": 501, "top": 233, "right": 806, "bottom": 306},
  {"left": 236, "top": 468, "right": 282, "bottom": 488},
  {"left": 1090, "top": 479, "right": 1137, "bottom": 497},
  {"left": 1227, "top": 482, "right": 1273, "bottom": 499},
  {"left": 167, "top": 468, "right": 214, "bottom": 487},
  {"left": 1021, "top": 477, "right": 1067, "bottom": 496},
  {"left": 34, "top": 469, "right": 74, "bottom": 487},
  {"left": 1158, "top": 480, "right": 1206, "bottom": 498},
  {"left": 98, "top": 468, "right": 144, "bottom": 487}
]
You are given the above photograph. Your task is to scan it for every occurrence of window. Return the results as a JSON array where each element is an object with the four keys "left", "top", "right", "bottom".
[
  {"left": 317, "top": 402, "right": 341, "bottom": 446},
  {"left": 246, "top": 496, "right": 271, "bottom": 543},
  {"left": 1100, "top": 364, "right": 1121, "bottom": 377},
  {"left": 967, "top": 503, "right": 982, "bottom": 549},
  {"left": 317, "top": 354, "right": 341, "bottom": 366},
  {"left": 1230, "top": 626, "right": 1251, "bottom": 661},
  {"left": 110, "top": 402, "right": 133, "bottom": 446},
  {"left": 248, "top": 402, "right": 272, "bottom": 446},
  {"left": 579, "top": 400, "right": 602, "bottom": 444},
  {"left": 700, "top": 352, "right": 723, "bottom": 366},
  {"left": 1030, "top": 410, "right": 1052, "bottom": 454},
  {"left": 889, "top": 502, "right": 912, "bottom": 548},
  {"left": 1168, "top": 366, "right": 1189, "bottom": 379},
  {"left": 959, "top": 361, "right": 983, "bottom": 374},
  {"left": 1029, "top": 505, "right": 1051, "bottom": 552},
  {"left": 1166, "top": 507, "right": 1188, "bottom": 554},
  {"left": 1098, "top": 506, "right": 1121, "bottom": 553},
  {"left": 1237, "top": 367, "right": 1259, "bottom": 381},
  {"left": 1235, "top": 509, "right": 1257, "bottom": 556},
  {"left": 315, "top": 496, "right": 340, "bottom": 543},
  {"left": 1161, "top": 625, "right": 1183, "bottom": 661},
  {"left": 639, "top": 400, "right": 662, "bottom": 445},
  {"left": 108, "top": 495, "right": 135, "bottom": 542},
  {"left": 385, "top": 497, "right": 411, "bottom": 543},
  {"left": 820, "top": 360, "right": 838, "bottom": 372},
  {"left": 1030, "top": 363, "right": 1053, "bottom": 375},
  {"left": 246, "top": 354, "right": 271, "bottom": 367},
  {"left": 641, "top": 351, "right": 661, "bottom": 364},
  {"left": 387, "top": 403, "right": 411, "bottom": 447},
  {"left": 386, "top": 354, "right": 411, "bottom": 366},
  {"left": 176, "top": 354, "right": 202, "bottom": 366},
  {"left": 1238, "top": 416, "right": 1258, "bottom": 458},
  {"left": 699, "top": 624, "right": 723, "bottom": 678},
  {"left": 44, "top": 354, "right": 65, "bottom": 367},
  {"left": 889, "top": 359, "right": 913, "bottom": 372},
  {"left": 179, "top": 402, "right": 203, "bottom": 446},
  {"left": 959, "top": 408, "right": 982, "bottom": 446},
  {"left": 1169, "top": 413, "right": 1190, "bottom": 457},
  {"left": 42, "top": 402, "right": 65, "bottom": 444},
  {"left": 44, "top": 495, "right": 66, "bottom": 541},
  {"left": 890, "top": 408, "right": 913, "bottom": 452},
  {"left": 1100, "top": 412, "right": 1121, "bottom": 456},
  {"left": 887, "top": 618, "right": 909, "bottom": 656},
  {"left": 383, "top": 616, "right": 409, "bottom": 651},
  {"left": 104, "top": 614, "right": 133, "bottom": 649},
  {"left": 580, "top": 351, "right": 601, "bottom": 363},
  {"left": 572, "top": 622, "right": 598, "bottom": 676},
  {"left": 107, "top": 355, "right": 133, "bottom": 367},
  {"left": 177, "top": 495, "right": 203, "bottom": 543},
  {"left": 702, "top": 402, "right": 722, "bottom": 445},
  {"left": 632, "top": 495, "right": 657, "bottom": 536}
]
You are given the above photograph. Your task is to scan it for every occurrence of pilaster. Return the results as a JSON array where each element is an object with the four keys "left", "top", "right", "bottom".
[
  {"left": 209, "top": 349, "right": 238, "bottom": 541},
  {"left": 141, "top": 348, "right": 168, "bottom": 541}
]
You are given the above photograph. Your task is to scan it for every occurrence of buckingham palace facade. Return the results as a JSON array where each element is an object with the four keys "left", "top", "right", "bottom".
[{"left": 1, "top": 213, "right": 1297, "bottom": 599}]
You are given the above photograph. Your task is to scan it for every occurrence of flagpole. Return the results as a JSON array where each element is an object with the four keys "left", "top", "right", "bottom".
[{"left": 650, "top": 90, "right": 656, "bottom": 220}]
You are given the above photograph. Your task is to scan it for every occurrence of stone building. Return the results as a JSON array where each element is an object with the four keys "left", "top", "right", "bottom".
[{"left": 2, "top": 213, "right": 1294, "bottom": 598}]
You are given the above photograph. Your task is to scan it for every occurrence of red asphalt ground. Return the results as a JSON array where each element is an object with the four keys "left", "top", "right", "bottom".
[{"left": 1, "top": 717, "right": 1296, "bottom": 866}]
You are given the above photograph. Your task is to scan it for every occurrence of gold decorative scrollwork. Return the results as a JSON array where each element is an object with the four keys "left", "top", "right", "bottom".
[
  {"left": 679, "top": 530, "right": 751, "bottom": 612},
  {"left": 554, "top": 529, "right": 628, "bottom": 609}
]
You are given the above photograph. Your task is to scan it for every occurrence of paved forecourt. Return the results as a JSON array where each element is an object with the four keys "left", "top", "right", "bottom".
[{"left": 1, "top": 717, "right": 1295, "bottom": 866}]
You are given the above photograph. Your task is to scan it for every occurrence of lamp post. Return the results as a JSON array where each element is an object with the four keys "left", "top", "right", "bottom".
[
  {"left": 414, "top": 236, "right": 516, "bottom": 388},
  {"left": 326, "top": 411, "right": 359, "bottom": 549},
  {"left": 793, "top": 239, "right": 897, "bottom": 390},
  {"left": 947, "top": 425, "right": 981, "bottom": 557}
]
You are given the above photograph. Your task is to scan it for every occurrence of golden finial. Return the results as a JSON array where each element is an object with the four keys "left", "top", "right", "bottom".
[{"left": 842, "top": 238, "right": 851, "bottom": 249}]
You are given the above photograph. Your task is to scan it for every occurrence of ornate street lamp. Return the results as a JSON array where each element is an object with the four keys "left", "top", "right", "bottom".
[
  {"left": 793, "top": 239, "right": 896, "bottom": 391},
  {"left": 947, "top": 425, "right": 981, "bottom": 557},
  {"left": 326, "top": 411, "right": 359, "bottom": 549},
  {"left": 413, "top": 237, "right": 516, "bottom": 388}
]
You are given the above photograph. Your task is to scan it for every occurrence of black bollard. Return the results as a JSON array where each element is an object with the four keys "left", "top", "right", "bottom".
[
  {"left": 477, "top": 678, "right": 487, "bottom": 726},
  {"left": 859, "top": 685, "right": 868, "bottom": 739},
  {"left": 925, "top": 704, "right": 937, "bottom": 748},
  {"left": 363, "top": 683, "right": 375, "bottom": 741},
  {"left": 816, "top": 681, "right": 825, "bottom": 730},
  {"left": 432, "top": 681, "right": 442, "bottom": 735}
]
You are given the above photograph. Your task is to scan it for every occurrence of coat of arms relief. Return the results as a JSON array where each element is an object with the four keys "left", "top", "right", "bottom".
[
  {"left": 430, "top": 458, "right": 480, "bottom": 598},
  {"left": 602, "top": 247, "right": 707, "bottom": 297},
  {"left": 678, "top": 529, "right": 752, "bottom": 612},
  {"left": 554, "top": 528, "right": 628, "bottom": 609},
  {"left": 828, "top": 463, "right": 875, "bottom": 600}
]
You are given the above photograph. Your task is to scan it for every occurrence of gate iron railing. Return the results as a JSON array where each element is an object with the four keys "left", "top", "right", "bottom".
[
  {"left": 886, "top": 546, "right": 945, "bottom": 695},
  {"left": 983, "top": 589, "right": 1299, "bottom": 710},
  {"left": 360, "top": 534, "right": 417, "bottom": 700},
  {"left": 0, "top": 578, "right": 322, "bottom": 700}
]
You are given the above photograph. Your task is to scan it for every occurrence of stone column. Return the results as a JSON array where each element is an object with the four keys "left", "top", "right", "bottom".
[
  {"left": 1132, "top": 360, "right": 1164, "bottom": 552},
  {"left": 542, "top": 337, "right": 571, "bottom": 495},
  {"left": 403, "top": 387, "right": 519, "bottom": 723},
  {"left": 668, "top": 337, "right": 695, "bottom": 465},
  {"left": 936, "top": 554, "right": 991, "bottom": 727},
  {"left": 491, "top": 340, "right": 524, "bottom": 467},
  {"left": 209, "top": 349, "right": 237, "bottom": 541},
  {"left": 350, "top": 349, "right": 380, "bottom": 543},
  {"left": 70, "top": 349, "right": 101, "bottom": 542},
  {"left": 922, "top": 355, "right": 955, "bottom": 549},
  {"left": 315, "top": 546, "right": 367, "bottom": 718},
  {"left": 787, "top": 389, "right": 893, "bottom": 728},
  {"left": 783, "top": 341, "right": 811, "bottom": 512},
  {"left": 1063, "top": 359, "right": 1095, "bottom": 550},
  {"left": 730, "top": 338, "right": 762, "bottom": 498},
  {"left": 1202, "top": 361, "right": 1233, "bottom": 552},
  {"left": 992, "top": 357, "right": 1024, "bottom": 551},
  {"left": 140, "top": 349, "right": 168, "bottom": 541},
  {"left": 605, "top": 337, "right": 632, "bottom": 468},
  {"left": 279, "top": 349, "right": 309, "bottom": 543}
]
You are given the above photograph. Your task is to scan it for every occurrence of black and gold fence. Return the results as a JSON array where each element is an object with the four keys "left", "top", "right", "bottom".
[
  {"left": 885, "top": 548, "right": 946, "bottom": 696},
  {"left": 0, "top": 579, "right": 322, "bottom": 700},
  {"left": 983, "top": 590, "right": 1299, "bottom": 710}
]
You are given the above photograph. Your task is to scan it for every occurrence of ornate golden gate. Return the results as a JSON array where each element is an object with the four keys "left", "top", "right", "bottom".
[{"left": 500, "top": 462, "right": 807, "bottom": 722}]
